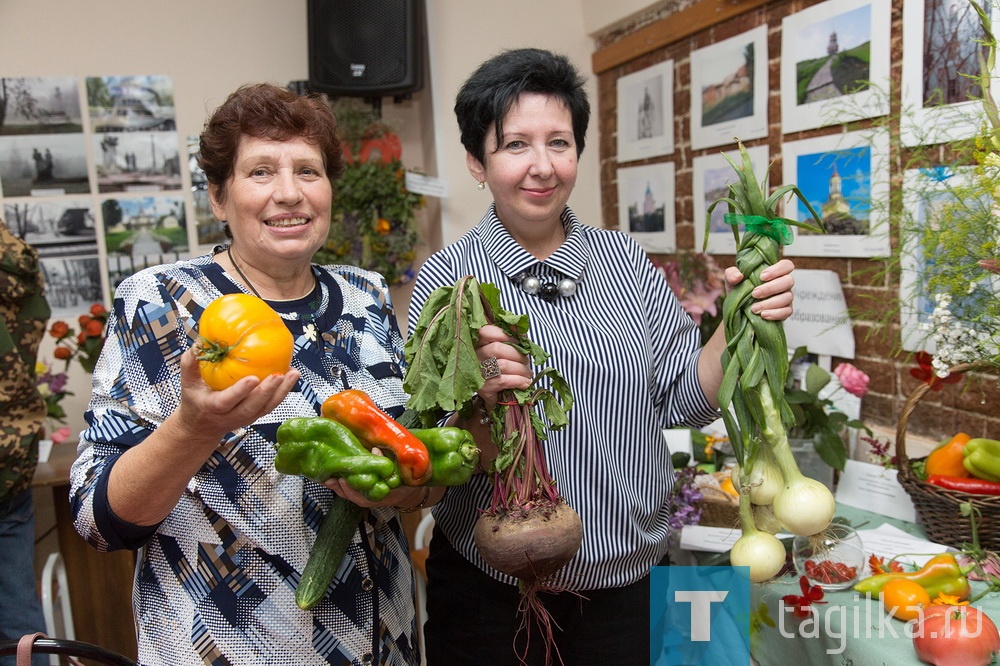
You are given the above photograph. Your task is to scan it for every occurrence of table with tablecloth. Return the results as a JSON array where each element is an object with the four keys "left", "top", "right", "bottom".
[{"left": 748, "top": 504, "right": 999, "bottom": 666}]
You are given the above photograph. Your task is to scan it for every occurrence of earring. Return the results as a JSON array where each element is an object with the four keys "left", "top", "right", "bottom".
[{"left": 477, "top": 181, "right": 486, "bottom": 191}]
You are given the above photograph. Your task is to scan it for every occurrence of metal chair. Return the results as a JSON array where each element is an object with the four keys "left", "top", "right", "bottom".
[
  {"left": 412, "top": 511, "right": 435, "bottom": 666},
  {"left": 0, "top": 634, "right": 136, "bottom": 666}
]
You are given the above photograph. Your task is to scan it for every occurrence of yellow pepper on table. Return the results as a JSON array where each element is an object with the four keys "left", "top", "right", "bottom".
[{"left": 853, "top": 553, "right": 972, "bottom": 600}]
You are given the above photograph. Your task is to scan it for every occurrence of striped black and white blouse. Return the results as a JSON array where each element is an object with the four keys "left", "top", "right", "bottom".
[{"left": 406, "top": 205, "right": 720, "bottom": 591}]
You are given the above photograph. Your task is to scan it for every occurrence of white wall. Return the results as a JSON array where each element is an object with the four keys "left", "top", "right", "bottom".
[{"left": 424, "top": 0, "right": 602, "bottom": 245}]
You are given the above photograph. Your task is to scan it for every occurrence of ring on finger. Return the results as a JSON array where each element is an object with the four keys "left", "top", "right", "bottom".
[{"left": 480, "top": 356, "right": 501, "bottom": 380}]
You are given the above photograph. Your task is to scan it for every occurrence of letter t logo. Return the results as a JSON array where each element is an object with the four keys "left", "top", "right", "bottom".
[{"left": 674, "top": 590, "right": 728, "bottom": 641}]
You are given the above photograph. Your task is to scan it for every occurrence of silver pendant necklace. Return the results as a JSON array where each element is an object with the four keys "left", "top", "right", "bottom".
[{"left": 226, "top": 246, "right": 320, "bottom": 320}]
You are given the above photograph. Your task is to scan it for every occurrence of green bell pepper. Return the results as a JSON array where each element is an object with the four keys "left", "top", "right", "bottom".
[
  {"left": 411, "top": 427, "right": 481, "bottom": 486},
  {"left": 275, "top": 417, "right": 401, "bottom": 501},
  {"left": 963, "top": 438, "right": 1000, "bottom": 482}
]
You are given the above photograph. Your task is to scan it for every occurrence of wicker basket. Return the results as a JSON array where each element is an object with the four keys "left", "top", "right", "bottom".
[
  {"left": 895, "top": 362, "right": 1000, "bottom": 551},
  {"left": 696, "top": 472, "right": 740, "bottom": 528}
]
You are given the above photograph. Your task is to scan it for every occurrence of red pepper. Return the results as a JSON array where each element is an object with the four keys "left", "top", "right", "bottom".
[
  {"left": 926, "top": 474, "right": 1000, "bottom": 496},
  {"left": 321, "top": 389, "right": 433, "bottom": 486}
]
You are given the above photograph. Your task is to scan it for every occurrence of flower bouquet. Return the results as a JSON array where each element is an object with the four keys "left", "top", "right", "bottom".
[
  {"left": 784, "top": 346, "right": 871, "bottom": 471},
  {"left": 34, "top": 361, "right": 72, "bottom": 447},
  {"left": 48, "top": 302, "right": 109, "bottom": 374},
  {"left": 652, "top": 251, "right": 725, "bottom": 344},
  {"left": 314, "top": 98, "right": 425, "bottom": 285}
]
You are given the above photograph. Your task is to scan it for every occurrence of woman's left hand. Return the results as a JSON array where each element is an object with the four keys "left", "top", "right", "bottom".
[
  {"left": 321, "top": 448, "right": 440, "bottom": 509},
  {"left": 725, "top": 258, "right": 795, "bottom": 322}
]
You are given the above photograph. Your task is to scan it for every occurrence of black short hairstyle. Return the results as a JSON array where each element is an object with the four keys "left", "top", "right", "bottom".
[{"left": 454, "top": 48, "right": 590, "bottom": 165}]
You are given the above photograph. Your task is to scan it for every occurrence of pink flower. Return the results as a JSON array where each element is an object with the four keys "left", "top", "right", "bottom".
[
  {"left": 833, "top": 363, "right": 869, "bottom": 397},
  {"left": 50, "top": 426, "right": 72, "bottom": 445}
]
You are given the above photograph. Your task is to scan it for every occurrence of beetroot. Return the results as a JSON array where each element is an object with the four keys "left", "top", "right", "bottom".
[{"left": 474, "top": 500, "right": 583, "bottom": 580}]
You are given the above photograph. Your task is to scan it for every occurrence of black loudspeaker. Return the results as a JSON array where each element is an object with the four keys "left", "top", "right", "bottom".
[{"left": 307, "top": 0, "right": 425, "bottom": 99}]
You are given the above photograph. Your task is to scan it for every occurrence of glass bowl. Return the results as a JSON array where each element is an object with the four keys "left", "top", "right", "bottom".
[{"left": 792, "top": 523, "right": 866, "bottom": 590}]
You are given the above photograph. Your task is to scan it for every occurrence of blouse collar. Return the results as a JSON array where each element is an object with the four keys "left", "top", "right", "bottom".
[{"left": 475, "top": 203, "right": 590, "bottom": 282}]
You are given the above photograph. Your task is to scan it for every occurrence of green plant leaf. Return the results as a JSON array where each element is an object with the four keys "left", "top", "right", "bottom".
[{"left": 804, "top": 363, "right": 832, "bottom": 395}]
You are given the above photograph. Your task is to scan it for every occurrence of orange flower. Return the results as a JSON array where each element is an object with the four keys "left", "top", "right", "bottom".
[
  {"left": 375, "top": 218, "right": 391, "bottom": 235},
  {"left": 49, "top": 321, "right": 70, "bottom": 339},
  {"left": 931, "top": 593, "right": 969, "bottom": 606},
  {"left": 869, "top": 554, "right": 905, "bottom": 575}
]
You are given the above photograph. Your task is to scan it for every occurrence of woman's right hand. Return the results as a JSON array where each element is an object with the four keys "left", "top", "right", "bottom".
[
  {"left": 473, "top": 324, "right": 532, "bottom": 410},
  {"left": 175, "top": 346, "right": 300, "bottom": 446}
]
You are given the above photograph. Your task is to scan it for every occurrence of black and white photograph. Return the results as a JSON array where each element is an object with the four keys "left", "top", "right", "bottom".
[
  {"left": 690, "top": 26, "right": 769, "bottom": 151},
  {"left": 616, "top": 60, "right": 674, "bottom": 163},
  {"left": 780, "top": 0, "right": 891, "bottom": 133},
  {"left": 900, "top": 0, "right": 995, "bottom": 146},
  {"left": 101, "top": 194, "right": 189, "bottom": 289},
  {"left": 0, "top": 76, "right": 84, "bottom": 135},
  {"left": 616, "top": 162, "right": 675, "bottom": 253},
  {"left": 39, "top": 254, "right": 104, "bottom": 321},
  {"left": 4, "top": 197, "right": 98, "bottom": 256},
  {"left": 93, "top": 130, "right": 183, "bottom": 193},
  {"left": 86, "top": 75, "right": 176, "bottom": 133},
  {"left": 0, "top": 132, "right": 91, "bottom": 197}
]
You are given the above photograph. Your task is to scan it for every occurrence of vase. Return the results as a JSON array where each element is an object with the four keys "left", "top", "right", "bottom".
[{"left": 788, "top": 438, "right": 835, "bottom": 492}]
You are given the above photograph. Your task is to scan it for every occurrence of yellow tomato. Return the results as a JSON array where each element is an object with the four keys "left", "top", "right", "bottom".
[
  {"left": 196, "top": 293, "right": 294, "bottom": 390},
  {"left": 881, "top": 579, "right": 931, "bottom": 622}
]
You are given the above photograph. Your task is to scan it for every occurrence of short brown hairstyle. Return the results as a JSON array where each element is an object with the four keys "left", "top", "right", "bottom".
[{"left": 198, "top": 83, "right": 345, "bottom": 203}]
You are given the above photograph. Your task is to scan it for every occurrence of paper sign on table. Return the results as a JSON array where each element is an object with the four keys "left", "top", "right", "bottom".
[
  {"left": 835, "top": 459, "right": 917, "bottom": 523},
  {"left": 855, "top": 523, "right": 952, "bottom": 569},
  {"left": 679, "top": 525, "right": 793, "bottom": 553}
]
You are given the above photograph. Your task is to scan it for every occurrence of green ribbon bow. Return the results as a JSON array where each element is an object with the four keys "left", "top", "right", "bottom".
[{"left": 724, "top": 213, "right": 794, "bottom": 246}]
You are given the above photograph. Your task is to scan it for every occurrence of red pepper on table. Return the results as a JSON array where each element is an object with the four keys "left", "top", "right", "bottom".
[
  {"left": 321, "top": 389, "right": 433, "bottom": 486},
  {"left": 926, "top": 474, "right": 1000, "bottom": 496}
]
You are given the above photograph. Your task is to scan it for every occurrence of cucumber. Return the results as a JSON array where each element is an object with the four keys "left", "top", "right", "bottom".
[{"left": 296, "top": 496, "right": 365, "bottom": 610}]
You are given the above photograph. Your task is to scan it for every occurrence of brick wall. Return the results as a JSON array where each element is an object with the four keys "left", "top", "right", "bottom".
[{"left": 594, "top": 0, "right": 1000, "bottom": 444}]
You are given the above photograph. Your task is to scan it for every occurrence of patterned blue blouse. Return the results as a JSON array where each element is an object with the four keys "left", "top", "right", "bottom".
[
  {"left": 70, "top": 252, "right": 418, "bottom": 666},
  {"left": 407, "top": 206, "right": 720, "bottom": 591}
]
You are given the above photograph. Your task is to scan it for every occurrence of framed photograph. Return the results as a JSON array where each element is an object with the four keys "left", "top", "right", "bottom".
[
  {"left": 39, "top": 254, "right": 104, "bottom": 321},
  {"left": 899, "top": 167, "right": 988, "bottom": 352},
  {"left": 0, "top": 76, "right": 84, "bottom": 136},
  {"left": 86, "top": 75, "right": 176, "bottom": 133},
  {"left": 781, "top": 129, "right": 891, "bottom": 258},
  {"left": 616, "top": 60, "right": 674, "bottom": 163},
  {"left": 0, "top": 133, "right": 90, "bottom": 198},
  {"left": 186, "top": 135, "right": 226, "bottom": 249},
  {"left": 900, "top": 0, "right": 995, "bottom": 147},
  {"left": 616, "top": 162, "right": 676, "bottom": 253},
  {"left": 692, "top": 144, "right": 770, "bottom": 255},
  {"left": 3, "top": 197, "right": 98, "bottom": 255},
  {"left": 780, "top": 0, "right": 891, "bottom": 133},
  {"left": 93, "top": 131, "right": 183, "bottom": 193},
  {"left": 690, "top": 25, "right": 769, "bottom": 151},
  {"left": 101, "top": 194, "right": 189, "bottom": 291}
]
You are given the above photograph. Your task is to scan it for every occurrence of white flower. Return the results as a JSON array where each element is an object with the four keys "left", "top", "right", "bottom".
[{"left": 303, "top": 322, "right": 318, "bottom": 342}]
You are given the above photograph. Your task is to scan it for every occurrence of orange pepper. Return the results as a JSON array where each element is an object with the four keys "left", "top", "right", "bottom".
[
  {"left": 720, "top": 476, "right": 739, "bottom": 496},
  {"left": 924, "top": 432, "right": 972, "bottom": 478}
]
